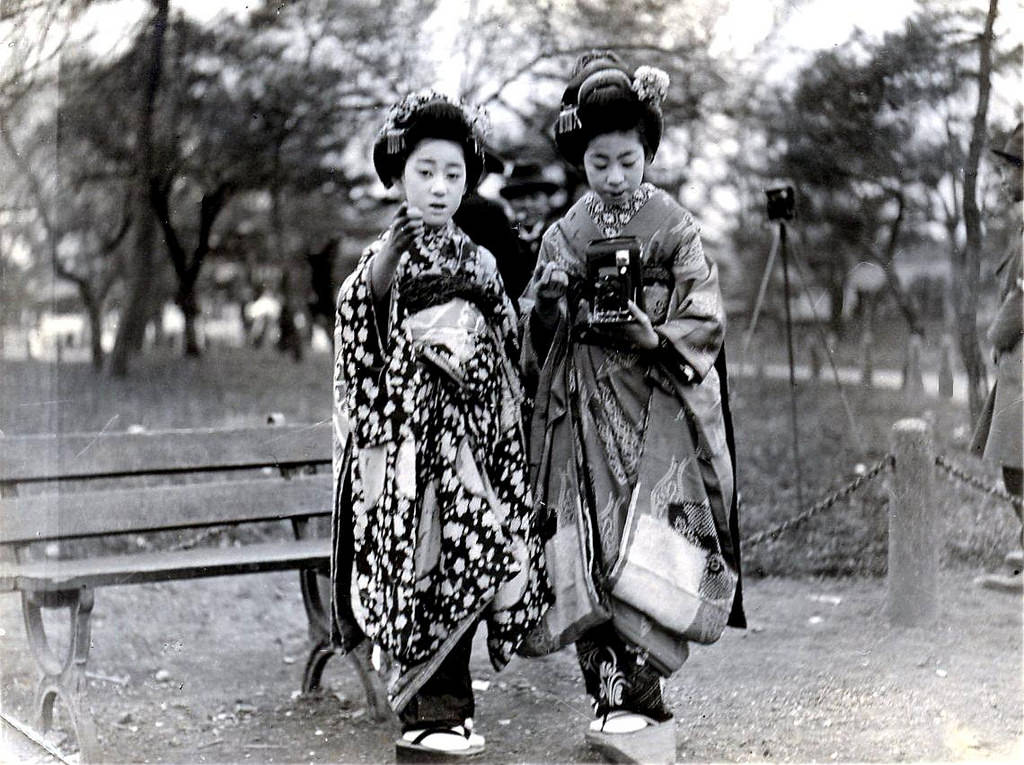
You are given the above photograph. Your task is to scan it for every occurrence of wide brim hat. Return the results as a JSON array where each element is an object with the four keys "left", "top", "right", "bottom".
[
  {"left": 499, "top": 162, "right": 559, "bottom": 199},
  {"left": 553, "top": 51, "right": 667, "bottom": 168},
  {"left": 372, "top": 90, "right": 489, "bottom": 189},
  {"left": 991, "top": 122, "right": 1023, "bottom": 167}
]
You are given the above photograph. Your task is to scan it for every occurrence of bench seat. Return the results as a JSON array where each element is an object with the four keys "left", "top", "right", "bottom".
[{"left": 0, "top": 537, "right": 330, "bottom": 593}]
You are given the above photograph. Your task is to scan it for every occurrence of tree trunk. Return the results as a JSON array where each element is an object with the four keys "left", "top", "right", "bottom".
[
  {"left": 177, "top": 285, "right": 201, "bottom": 357},
  {"left": 956, "top": 0, "right": 998, "bottom": 422},
  {"left": 84, "top": 298, "right": 104, "bottom": 370},
  {"left": 109, "top": 0, "right": 168, "bottom": 377}
]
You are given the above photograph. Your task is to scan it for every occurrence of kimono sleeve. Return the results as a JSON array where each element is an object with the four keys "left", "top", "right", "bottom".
[
  {"left": 518, "top": 227, "right": 571, "bottom": 382},
  {"left": 333, "top": 243, "right": 389, "bottom": 449},
  {"left": 653, "top": 212, "right": 726, "bottom": 382}
]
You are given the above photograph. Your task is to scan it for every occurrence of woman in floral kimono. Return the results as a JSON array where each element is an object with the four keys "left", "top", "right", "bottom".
[
  {"left": 331, "top": 90, "right": 550, "bottom": 759},
  {"left": 520, "top": 52, "right": 745, "bottom": 741}
]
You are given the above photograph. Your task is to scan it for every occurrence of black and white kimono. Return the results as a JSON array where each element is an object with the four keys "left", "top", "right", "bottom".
[{"left": 330, "top": 221, "right": 551, "bottom": 713}]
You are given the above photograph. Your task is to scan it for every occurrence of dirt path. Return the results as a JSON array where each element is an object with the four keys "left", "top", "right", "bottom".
[{"left": 1, "top": 572, "right": 1020, "bottom": 763}]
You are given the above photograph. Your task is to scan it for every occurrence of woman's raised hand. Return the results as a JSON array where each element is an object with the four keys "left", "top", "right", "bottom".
[
  {"left": 371, "top": 204, "right": 424, "bottom": 298},
  {"left": 533, "top": 261, "right": 569, "bottom": 328},
  {"left": 386, "top": 204, "right": 424, "bottom": 259}
]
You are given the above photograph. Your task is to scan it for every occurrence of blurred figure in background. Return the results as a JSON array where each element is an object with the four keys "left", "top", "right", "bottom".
[
  {"left": 453, "top": 149, "right": 527, "bottom": 306},
  {"left": 498, "top": 162, "right": 561, "bottom": 298},
  {"left": 971, "top": 121, "right": 1023, "bottom": 593}
]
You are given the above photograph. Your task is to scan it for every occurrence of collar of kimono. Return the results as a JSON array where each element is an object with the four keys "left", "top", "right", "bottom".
[
  {"left": 584, "top": 182, "right": 656, "bottom": 237},
  {"left": 415, "top": 219, "right": 457, "bottom": 256}
]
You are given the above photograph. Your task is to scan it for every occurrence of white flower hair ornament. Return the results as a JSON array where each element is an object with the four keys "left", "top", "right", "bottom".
[
  {"left": 379, "top": 89, "right": 488, "bottom": 155},
  {"left": 467, "top": 104, "right": 491, "bottom": 153},
  {"left": 631, "top": 66, "right": 670, "bottom": 108}
]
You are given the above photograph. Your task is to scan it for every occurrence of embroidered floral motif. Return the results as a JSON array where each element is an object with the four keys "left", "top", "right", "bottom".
[{"left": 584, "top": 183, "right": 656, "bottom": 237}]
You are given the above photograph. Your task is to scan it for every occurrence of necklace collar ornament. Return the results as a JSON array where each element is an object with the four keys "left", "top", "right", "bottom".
[{"left": 585, "top": 182, "right": 655, "bottom": 237}]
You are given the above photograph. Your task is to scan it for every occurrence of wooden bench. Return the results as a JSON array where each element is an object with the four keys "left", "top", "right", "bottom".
[{"left": 0, "top": 424, "right": 385, "bottom": 762}]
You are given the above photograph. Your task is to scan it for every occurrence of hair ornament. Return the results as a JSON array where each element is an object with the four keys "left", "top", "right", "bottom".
[
  {"left": 468, "top": 104, "right": 491, "bottom": 143},
  {"left": 557, "top": 105, "right": 582, "bottom": 134},
  {"left": 631, "top": 66, "right": 670, "bottom": 108},
  {"left": 385, "top": 129, "right": 405, "bottom": 154},
  {"left": 378, "top": 88, "right": 483, "bottom": 155}
]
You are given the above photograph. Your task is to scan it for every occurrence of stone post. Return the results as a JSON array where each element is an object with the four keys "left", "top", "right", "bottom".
[{"left": 887, "top": 418, "right": 938, "bottom": 626}]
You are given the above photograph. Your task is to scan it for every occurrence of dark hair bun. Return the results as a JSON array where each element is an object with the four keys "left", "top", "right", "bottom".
[
  {"left": 554, "top": 52, "right": 664, "bottom": 168},
  {"left": 372, "top": 94, "right": 486, "bottom": 190}
]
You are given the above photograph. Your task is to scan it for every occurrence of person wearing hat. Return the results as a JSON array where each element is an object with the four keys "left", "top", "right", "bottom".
[
  {"left": 497, "top": 162, "right": 562, "bottom": 299},
  {"left": 971, "top": 121, "right": 1023, "bottom": 592},
  {"left": 453, "top": 149, "right": 532, "bottom": 307},
  {"left": 518, "top": 52, "right": 744, "bottom": 747},
  {"left": 331, "top": 89, "right": 551, "bottom": 759}
]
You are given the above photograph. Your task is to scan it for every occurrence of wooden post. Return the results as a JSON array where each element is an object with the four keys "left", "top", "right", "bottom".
[
  {"left": 938, "top": 335, "right": 954, "bottom": 399},
  {"left": 887, "top": 419, "right": 937, "bottom": 626},
  {"left": 903, "top": 334, "right": 924, "bottom": 398}
]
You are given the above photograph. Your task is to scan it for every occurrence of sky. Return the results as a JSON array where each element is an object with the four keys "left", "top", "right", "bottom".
[{"left": 74, "top": 0, "right": 932, "bottom": 74}]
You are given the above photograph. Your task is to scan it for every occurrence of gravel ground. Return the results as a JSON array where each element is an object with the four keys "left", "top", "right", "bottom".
[{"left": 1, "top": 571, "right": 1020, "bottom": 764}]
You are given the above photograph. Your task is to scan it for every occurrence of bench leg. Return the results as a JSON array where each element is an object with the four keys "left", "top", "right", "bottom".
[
  {"left": 294, "top": 516, "right": 393, "bottom": 723},
  {"left": 297, "top": 568, "right": 392, "bottom": 723},
  {"left": 21, "top": 587, "right": 102, "bottom": 763},
  {"left": 345, "top": 641, "right": 393, "bottom": 723}
]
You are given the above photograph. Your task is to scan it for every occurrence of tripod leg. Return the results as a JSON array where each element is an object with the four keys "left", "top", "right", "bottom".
[{"left": 779, "top": 222, "right": 805, "bottom": 511}]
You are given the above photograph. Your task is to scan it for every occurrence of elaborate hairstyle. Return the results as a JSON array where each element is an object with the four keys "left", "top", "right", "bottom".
[
  {"left": 372, "top": 89, "right": 490, "bottom": 189},
  {"left": 554, "top": 51, "right": 669, "bottom": 168}
]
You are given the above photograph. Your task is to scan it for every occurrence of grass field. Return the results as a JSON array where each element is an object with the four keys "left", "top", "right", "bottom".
[{"left": 1, "top": 346, "right": 1016, "bottom": 577}]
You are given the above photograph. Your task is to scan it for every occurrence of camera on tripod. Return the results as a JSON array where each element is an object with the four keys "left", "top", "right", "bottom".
[{"left": 765, "top": 186, "right": 796, "bottom": 222}]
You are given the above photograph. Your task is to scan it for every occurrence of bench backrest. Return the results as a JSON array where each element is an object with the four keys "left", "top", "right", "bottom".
[
  {"left": 0, "top": 423, "right": 331, "bottom": 484},
  {"left": 0, "top": 424, "right": 334, "bottom": 545}
]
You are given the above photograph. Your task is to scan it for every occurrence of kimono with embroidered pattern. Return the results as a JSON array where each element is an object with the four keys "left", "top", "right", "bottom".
[{"left": 520, "top": 184, "right": 744, "bottom": 664}]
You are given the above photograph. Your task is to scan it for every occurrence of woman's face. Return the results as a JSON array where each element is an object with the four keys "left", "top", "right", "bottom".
[
  {"left": 582, "top": 130, "right": 647, "bottom": 206},
  {"left": 399, "top": 138, "right": 468, "bottom": 227}
]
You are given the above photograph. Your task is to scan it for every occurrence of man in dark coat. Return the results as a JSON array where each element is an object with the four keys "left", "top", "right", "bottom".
[
  {"left": 971, "top": 121, "right": 1023, "bottom": 592},
  {"left": 498, "top": 162, "right": 561, "bottom": 299}
]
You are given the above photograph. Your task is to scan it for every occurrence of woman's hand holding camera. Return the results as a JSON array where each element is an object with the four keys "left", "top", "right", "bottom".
[
  {"left": 619, "top": 300, "right": 659, "bottom": 350},
  {"left": 587, "top": 299, "right": 659, "bottom": 350},
  {"left": 533, "top": 262, "right": 569, "bottom": 329}
]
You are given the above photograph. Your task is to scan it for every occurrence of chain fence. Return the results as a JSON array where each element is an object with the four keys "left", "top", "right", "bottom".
[
  {"left": 744, "top": 454, "right": 894, "bottom": 548},
  {"left": 934, "top": 453, "right": 1023, "bottom": 512},
  {"left": 745, "top": 449, "right": 1022, "bottom": 549}
]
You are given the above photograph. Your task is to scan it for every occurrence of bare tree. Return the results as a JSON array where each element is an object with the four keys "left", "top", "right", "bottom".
[
  {"left": 108, "top": 0, "right": 169, "bottom": 376},
  {"left": 956, "top": 0, "right": 999, "bottom": 421}
]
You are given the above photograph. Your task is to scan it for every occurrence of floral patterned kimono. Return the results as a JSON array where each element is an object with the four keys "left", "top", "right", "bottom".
[
  {"left": 331, "top": 222, "right": 551, "bottom": 712},
  {"left": 520, "top": 183, "right": 744, "bottom": 718}
]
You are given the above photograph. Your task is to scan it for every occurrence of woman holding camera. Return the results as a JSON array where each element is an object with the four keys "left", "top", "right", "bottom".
[{"left": 519, "top": 52, "right": 744, "bottom": 742}]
